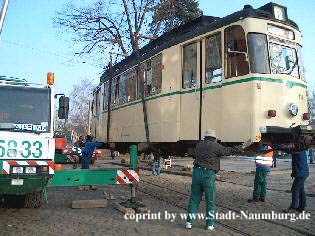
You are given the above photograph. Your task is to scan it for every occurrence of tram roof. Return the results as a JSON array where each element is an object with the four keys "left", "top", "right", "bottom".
[{"left": 100, "top": 2, "right": 298, "bottom": 84}]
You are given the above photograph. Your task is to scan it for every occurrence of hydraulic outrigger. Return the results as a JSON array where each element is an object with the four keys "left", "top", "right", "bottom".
[{"left": 50, "top": 144, "right": 141, "bottom": 207}]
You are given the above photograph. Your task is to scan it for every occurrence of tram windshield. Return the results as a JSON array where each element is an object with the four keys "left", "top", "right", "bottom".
[{"left": 247, "top": 33, "right": 305, "bottom": 80}]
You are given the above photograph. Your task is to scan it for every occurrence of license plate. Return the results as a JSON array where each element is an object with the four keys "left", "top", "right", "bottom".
[{"left": 11, "top": 179, "right": 24, "bottom": 186}]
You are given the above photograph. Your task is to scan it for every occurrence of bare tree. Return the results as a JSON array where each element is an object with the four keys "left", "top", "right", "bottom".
[
  {"left": 55, "top": 0, "right": 202, "bottom": 63},
  {"left": 150, "top": 0, "right": 202, "bottom": 36},
  {"left": 55, "top": 0, "right": 159, "bottom": 61},
  {"left": 67, "top": 79, "right": 96, "bottom": 137}
]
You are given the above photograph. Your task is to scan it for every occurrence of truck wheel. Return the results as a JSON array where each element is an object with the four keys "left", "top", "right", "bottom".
[{"left": 24, "top": 191, "right": 44, "bottom": 208}]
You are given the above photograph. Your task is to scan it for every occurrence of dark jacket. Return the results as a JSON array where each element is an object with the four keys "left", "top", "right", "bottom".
[
  {"left": 193, "top": 140, "right": 241, "bottom": 172},
  {"left": 82, "top": 141, "right": 96, "bottom": 157},
  {"left": 291, "top": 151, "right": 309, "bottom": 177},
  {"left": 275, "top": 145, "right": 309, "bottom": 177}
]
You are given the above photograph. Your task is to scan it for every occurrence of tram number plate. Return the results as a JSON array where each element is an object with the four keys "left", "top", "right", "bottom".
[{"left": 11, "top": 179, "right": 24, "bottom": 186}]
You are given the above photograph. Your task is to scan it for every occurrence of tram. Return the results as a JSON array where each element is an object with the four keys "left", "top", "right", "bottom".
[{"left": 91, "top": 2, "right": 309, "bottom": 156}]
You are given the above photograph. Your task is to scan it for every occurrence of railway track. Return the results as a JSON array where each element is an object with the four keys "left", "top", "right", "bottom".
[
  {"left": 138, "top": 181, "right": 251, "bottom": 236},
  {"left": 136, "top": 164, "right": 315, "bottom": 197},
  {"left": 138, "top": 175, "right": 314, "bottom": 236},
  {"left": 216, "top": 179, "right": 315, "bottom": 198}
]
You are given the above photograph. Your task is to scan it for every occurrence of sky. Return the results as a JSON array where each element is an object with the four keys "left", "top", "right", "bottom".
[{"left": 0, "top": 0, "right": 314, "bottom": 95}]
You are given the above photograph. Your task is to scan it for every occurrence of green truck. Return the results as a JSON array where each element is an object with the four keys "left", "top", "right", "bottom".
[{"left": 0, "top": 75, "right": 68, "bottom": 207}]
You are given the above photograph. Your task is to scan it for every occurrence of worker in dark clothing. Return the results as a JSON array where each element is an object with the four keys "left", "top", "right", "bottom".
[
  {"left": 276, "top": 137, "right": 312, "bottom": 213},
  {"left": 79, "top": 135, "right": 97, "bottom": 191},
  {"left": 283, "top": 150, "right": 309, "bottom": 212},
  {"left": 290, "top": 150, "right": 309, "bottom": 212},
  {"left": 81, "top": 135, "right": 96, "bottom": 169},
  {"left": 185, "top": 129, "right": 249, "bottom": 230},
  {"left": 152, "top": 155, "right": 163, "bottom": 176}
]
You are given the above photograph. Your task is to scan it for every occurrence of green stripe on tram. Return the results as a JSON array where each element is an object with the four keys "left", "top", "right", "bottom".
[{"left": 108, "top": 77, "right": 306, "bottom": 112}]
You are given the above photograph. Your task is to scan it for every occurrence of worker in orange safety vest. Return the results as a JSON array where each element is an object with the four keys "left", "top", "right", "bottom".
[{"left": 248, "top": 144, "right": 273, "bottom": 203}]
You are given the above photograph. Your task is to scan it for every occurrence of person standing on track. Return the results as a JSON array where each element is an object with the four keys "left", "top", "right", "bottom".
[
  {"left": 81, "top": 135, "right": 96, "bottom": 169},
  {"left": 152, "top": 155, "right": 163, "bottom": 176},
  {"left": 247, "top": 144, "right": 273, "bottom": 203},
  {"left": 275, "top": 137, "right": 312, "bottom": 213},
  {"left": 79, "top": 135, "right": 97, "bottom": 191},
  {"left": 185, "top": 129, "right": 248, "bottom": 231}
]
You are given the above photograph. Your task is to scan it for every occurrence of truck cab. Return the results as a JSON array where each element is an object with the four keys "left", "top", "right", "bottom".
[{"left": 0, "top": 75, "right": 65, "bottom": 207}]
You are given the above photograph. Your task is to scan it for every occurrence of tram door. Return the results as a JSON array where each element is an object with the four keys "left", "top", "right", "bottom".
[
  {"left": 200, "top": 33, "right": 223, "bottom": 140},
  {"left": 180, "top": 41, "right": 201, "bottom": 141}
]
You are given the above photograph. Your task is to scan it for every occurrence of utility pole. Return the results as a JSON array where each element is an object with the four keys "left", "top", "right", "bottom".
[
  {"left": 87, "top": 100, "right": 92, "bottom": 135},
  {"left": 134, "top": 34, "right": 157, "bottom": 144},
  {"left": 106, "top": 51, "right": 129, "bottom": 142},
  {"left": 0, "top": 0, "right": 8, "bottom": 36}
]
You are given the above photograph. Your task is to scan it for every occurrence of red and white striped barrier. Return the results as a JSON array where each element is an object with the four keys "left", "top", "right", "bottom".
[
  {"left": 2, "top": 161, "right": 55, "bottom": 175},
  {"left": 116, "top": 169, "right": 140, "bottom": 184}
]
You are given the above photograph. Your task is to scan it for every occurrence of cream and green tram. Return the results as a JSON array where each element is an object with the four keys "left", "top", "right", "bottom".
[{"left": 91, "top": 2, "right": 309, "bottom": 155}]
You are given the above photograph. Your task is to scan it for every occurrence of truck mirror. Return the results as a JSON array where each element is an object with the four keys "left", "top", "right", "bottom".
[{"left": 58, "top": 96, "right": 70, "bottom": 119}]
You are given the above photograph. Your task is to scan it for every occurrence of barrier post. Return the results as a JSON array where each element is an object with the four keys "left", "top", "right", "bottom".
[
  {"left": 129, "top": 144, "right": 138, "bottom": 203},
  {"left": 129, "top": 144, "right": 138, "bottom": 169}
]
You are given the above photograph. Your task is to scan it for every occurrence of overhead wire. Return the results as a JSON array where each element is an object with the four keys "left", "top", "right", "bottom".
[{"left": 0, "top": 38, "right": 102, "bottom": 69}]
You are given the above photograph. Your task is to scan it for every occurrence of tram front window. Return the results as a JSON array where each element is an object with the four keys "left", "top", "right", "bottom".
[
  {"left": 247, "top": 33, "right": 270, "bottom": 74},
  {"left": 269, "top": 43, "right": 298, "bottom": 78},
  {"left": 248, "top": 33, "right": 302, "bottom": 79}
]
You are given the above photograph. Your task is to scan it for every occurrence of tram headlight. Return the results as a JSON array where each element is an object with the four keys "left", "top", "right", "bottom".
[
  {"left": 288, "top": 103, "right": 298, "bottom": 116},
  {"left": 259, "top": 126, "right": 267, "bottom": 134}
]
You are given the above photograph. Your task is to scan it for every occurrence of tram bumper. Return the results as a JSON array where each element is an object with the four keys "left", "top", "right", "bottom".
[{"left": 260, "top": 125, "right": 315, "bottom": 148}]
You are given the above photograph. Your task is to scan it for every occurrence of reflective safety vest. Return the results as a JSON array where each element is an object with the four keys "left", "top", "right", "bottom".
[{"left": 255, "top": 146, "right": 273, "bottom": 167}]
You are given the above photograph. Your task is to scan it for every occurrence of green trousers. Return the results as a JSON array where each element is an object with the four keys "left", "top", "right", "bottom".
[
  {"left": 253, "top": 167, "right": 268, "bottom": 200},
  {"left": 187, "top": 167, "right": 216, "bottom": 227}
]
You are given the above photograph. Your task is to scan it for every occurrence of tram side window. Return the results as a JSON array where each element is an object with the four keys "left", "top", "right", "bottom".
[
  {"left": 150, "top": 53, "right": 162, "bottom": 96},
  {"left": 138, "top": 54, "right": 162, "bottom": 98},
  {"left": 102, "top": 82, "right": 109, "bottom": 111},
  {"left": 224, "top": 25, "right": 249, "bottom": 78},
  {"left": 124, "top": 68, "right": 137, "bottom": 102},
  {"left": 119, "top": 74, "right": 127, "bottom": 104},
  {"left": 183, "top": 43, "right": 197, "bottom": 88},
  {"left": 205, "top": 33, "right": 222, "bottom": 83},
  {"left": 91, "top": 97, "right": 95, "bottom": 116},
  {"left": 137, "top": 65, "right": 144, "bottom": 99},
  {"left": 111, "top": 77, "right": 119, "bottom": 107},
  {"left": 145, "top": 60, "right": 152, "bottom": 97},
  {"left": 247, "top": 33, "right": 270, "bottom": 74},
  {"left": 95, "top": 89, "right": 101, "bottom": 115}
]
